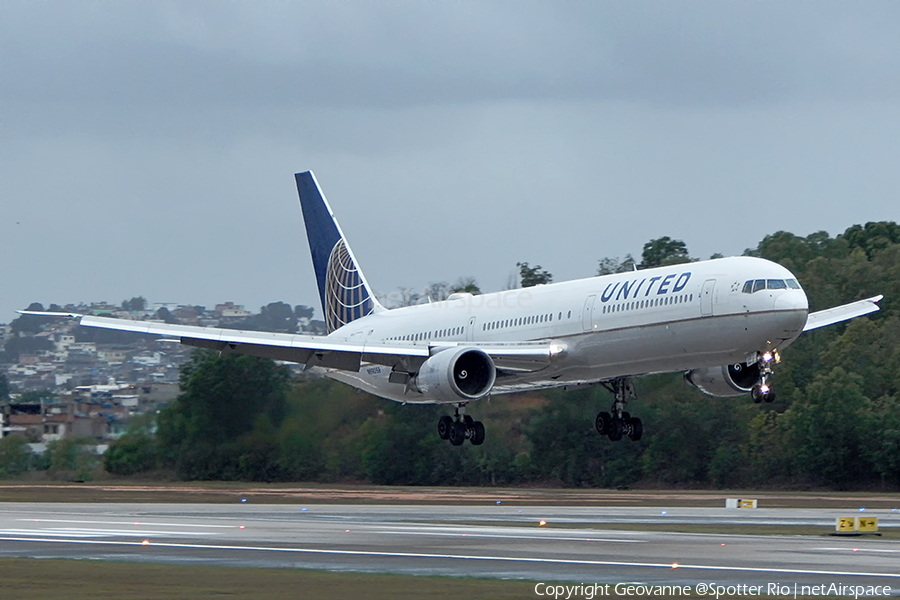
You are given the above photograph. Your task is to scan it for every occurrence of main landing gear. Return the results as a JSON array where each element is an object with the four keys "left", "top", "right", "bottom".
[
  {"left": 750, "top": 350, "right": 778, "bottom": 404},
  {"left": 595, "top": 377, "right": 643, "bottom": 442},
  {"left": 437, "top": 404, "right": 485, "bottom": 446}
]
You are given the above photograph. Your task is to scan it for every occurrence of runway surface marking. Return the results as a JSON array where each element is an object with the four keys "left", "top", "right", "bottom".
[
  {"left": 380, "top": 530, "right": 645, "bottom": 543},
  {"left": 0, "top": 529, "right": 221, "bottom": 538},
  {"left": 2, "top": 536, "right": 898, "bottom": 579},
  {"left": 17, "top": 519, "right": 237, "bottom": 529},
  {"left": 816, "top": 547, "right": 900, "bottom": 554}
]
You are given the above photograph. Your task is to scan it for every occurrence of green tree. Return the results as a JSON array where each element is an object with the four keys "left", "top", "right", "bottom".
[
  {"left": 0, "top": 372, "right": 9, "bottom": 400},
  {"left": 156, "top": 307, "right": 178, "bottom": 323},
  {"left": 0, "top": 436, "right": 32, "bottom": 478},
  {"left": 859, "top": 394, "right": 900, "bottom": 488},
  {"left": 44, "top": 438, "right": 99, "bottom": 481},
  {"left": 121, "top": 297, "right": 147, "bottom": 312},
  {"left": 10, "top": 302, "right": 47, "bottom": 335},
  {"left": 361, "top": 404, "right": 445, "bottom": 485},
  {"left": 294, "top": 305, "right": 315, "bottom": 320},
  {"left": 841, "top": 221, "right": 900, "bottom": 260},
  {"left": 516, "top": 262, "right": 553, "bottom": 287},
  {"left": 639, "top": 237, "right": 691, "bottom": 268},
  {"left": 786, "top": 367, "right": 870, "bottom": 488},
  {"left": 227, "top": 302, "right": 298, "bottom": 333},
  {"left": 104, "top": 433, "right": 159, "bottom": 476},
  {"left": 597, "top": 255, "right": 636, "bottom": 275},
  {"left": 525, "top": 388, "right": 641, "bottom": 487},
  {"left": 156, "top": 351, "right": 290, "bottom": 480},
  {"left": 450, "top": 277, "right": 481, "bottom": 294}
]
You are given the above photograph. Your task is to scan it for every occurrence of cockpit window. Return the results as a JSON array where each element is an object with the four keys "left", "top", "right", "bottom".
[{"left": 743, "top": 278, "right": 801, "bottom": 293}]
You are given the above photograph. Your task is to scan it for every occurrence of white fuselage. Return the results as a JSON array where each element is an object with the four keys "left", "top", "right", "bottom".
[{"left": 324, "top": 256, "right": 809, "bottom": 404}]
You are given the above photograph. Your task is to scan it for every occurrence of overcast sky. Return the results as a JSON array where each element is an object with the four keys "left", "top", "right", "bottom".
[{"left": 2, "top": 2, "right": 899, "bottom": 322}]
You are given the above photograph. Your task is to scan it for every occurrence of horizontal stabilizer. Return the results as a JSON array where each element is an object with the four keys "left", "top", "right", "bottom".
[{"left": 803, "top": 295, "right": 882, "bottom": 332}]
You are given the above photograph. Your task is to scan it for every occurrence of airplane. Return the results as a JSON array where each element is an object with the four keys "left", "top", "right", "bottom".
[{"left": 20, "top": 171, "right": 883, "bottom": 446}]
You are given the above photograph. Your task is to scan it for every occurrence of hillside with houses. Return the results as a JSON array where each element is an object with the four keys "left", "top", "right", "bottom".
[{"left": 0, "top": 299, "right": 321, "bottom": 452}]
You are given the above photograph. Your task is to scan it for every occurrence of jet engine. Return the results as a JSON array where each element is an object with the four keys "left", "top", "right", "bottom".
[
  {"left": 414, "top": 347, "right": 497, "bottom": 403},
  {"left": 685, "top": 362, "right": 761, "bottom": 397}
]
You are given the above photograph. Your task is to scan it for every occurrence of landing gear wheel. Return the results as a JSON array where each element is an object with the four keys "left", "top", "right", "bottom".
[
  {"left": 607, "top": 418, "right": 624, "bottom": 442},
  {"left": 751, "top": 385, "right": 764, "bottom": 403},
  {"left": 751, "top": 384, "right": 776, "bottom": 403},
  {"left": 597, "top": 377, "right": 644, "bottom": 441},
  {"left": 448, "top": 422, "right": 467, "bottom": 446},
  {"left": 469, "top": 421, "right": 486, "bottom": 445},
  {"left": 437, "top": 415, "right": 453, "bottom": 440},
  {"left": 625, "top": 417, "right": 643, "bottom": 441},
  {"left": 595, "top": 411, "right": 612, "bottom": 435},
  {"left": 463, "top": 415, "right": 474, "bottom": 425}
]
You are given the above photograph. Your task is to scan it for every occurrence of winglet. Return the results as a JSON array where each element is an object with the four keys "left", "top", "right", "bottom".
[
  {"left": 16, "top": 310, "right": 82, "bottom": 319},
  {"left": 295, "top": 171, "right": 384, "bottom": 334}
]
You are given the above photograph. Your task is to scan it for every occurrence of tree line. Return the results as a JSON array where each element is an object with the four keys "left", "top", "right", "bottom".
[{"left": 93, "top": 222, "right": 900, "bottom": 490}]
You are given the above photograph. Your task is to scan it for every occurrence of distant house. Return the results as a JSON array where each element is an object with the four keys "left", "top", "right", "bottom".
[
  {"left": 215, "top": 302, "right": 251, "bottom": 319},
  {"left": 97, "top": 349, "right": 128, "bottom": 364}
]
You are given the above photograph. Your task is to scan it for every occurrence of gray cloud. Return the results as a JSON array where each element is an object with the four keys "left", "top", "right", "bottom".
[{"left": 2, "top": 2, "right": 899, "bottom": 321}]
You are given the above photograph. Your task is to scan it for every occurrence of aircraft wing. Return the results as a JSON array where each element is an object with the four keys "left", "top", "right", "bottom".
[
  {"left": 18, "top": 312, "right": 561, "bottom": 374},
  {"left": 802, "top": 295, "right": 883, "bottom": 332}
]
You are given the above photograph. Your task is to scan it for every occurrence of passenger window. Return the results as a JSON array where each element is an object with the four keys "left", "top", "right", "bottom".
[
  {"left": 767, "top": 279, "right": 787, "bottom": 290},
  {"left": 752, "top": 279, "right": 766, "bottom": 293}
]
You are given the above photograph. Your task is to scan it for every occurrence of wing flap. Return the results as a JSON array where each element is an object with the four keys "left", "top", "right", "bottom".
[{"left": 803, "top": 295, "right": 883, "bottom": 332}]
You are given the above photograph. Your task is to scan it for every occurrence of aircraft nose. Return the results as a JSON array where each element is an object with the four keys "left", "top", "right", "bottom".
[{"left": 774, "top": 289, "right": 809, "bottom": 312}]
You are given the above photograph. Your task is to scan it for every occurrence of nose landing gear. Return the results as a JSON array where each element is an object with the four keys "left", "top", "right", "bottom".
[
  {"left": 750, "top": 350, "right": 779, "bottom": 403},
  {"left": 596, "top": 378, "right": 643, "bottom": 442}
]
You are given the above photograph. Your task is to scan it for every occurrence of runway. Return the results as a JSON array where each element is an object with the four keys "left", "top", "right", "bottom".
[{"left": 0, "top": 503, "right": 898, "bottom": 591}]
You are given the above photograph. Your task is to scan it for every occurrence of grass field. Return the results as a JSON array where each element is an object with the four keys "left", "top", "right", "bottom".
[
  {"left": 0, "top": 558, "right": 537, "bottom": 600},
  {"left": 0, "top": 558, "right": 851, "bottom": 600}
]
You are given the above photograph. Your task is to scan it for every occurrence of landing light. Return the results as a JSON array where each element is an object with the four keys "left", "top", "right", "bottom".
[
  {"left": 760, "top": 384, "right": 770, "bottom": 394},
  {"left": 762, "top": 352, "right": 773, "bottom": 363}
]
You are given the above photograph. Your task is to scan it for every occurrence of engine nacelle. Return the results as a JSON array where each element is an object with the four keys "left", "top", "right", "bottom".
[
  {"left": 685, "top": 362, "right": 761, "bottom": 397},
  {"left": 414, "top": 347, "right": 497, "bottom": 403}
]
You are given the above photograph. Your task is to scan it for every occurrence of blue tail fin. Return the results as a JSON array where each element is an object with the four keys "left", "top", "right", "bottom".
[{"left": 295, "top": 171, "right": 383, "bottom": 333}]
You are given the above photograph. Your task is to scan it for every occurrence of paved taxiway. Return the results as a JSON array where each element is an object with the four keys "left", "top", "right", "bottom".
[{"left": 0, "top": 503, "right": 898, "bottom": 590}]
